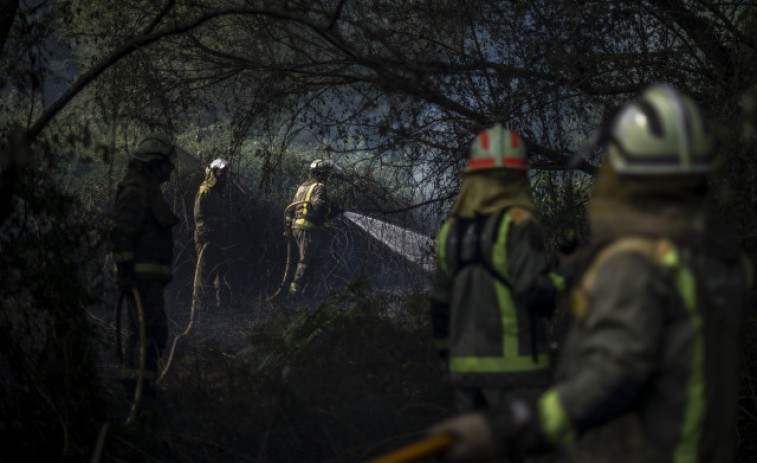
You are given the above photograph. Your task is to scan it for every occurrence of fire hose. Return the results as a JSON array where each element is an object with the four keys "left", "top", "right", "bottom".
[
  {"left": 156, "top": 241, "right": 207, "bottom": 385},
  {"left": 124, "top": 286, "right": 147, "bottom": 426},
  {"left": 268, "top": 200, "right": 309, "bottom": 301},
  {"left": 361, "top": 434, "right": 454, "bottom": 463}
]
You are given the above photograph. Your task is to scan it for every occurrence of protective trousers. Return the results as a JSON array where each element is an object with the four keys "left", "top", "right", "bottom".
[{"left": 290, "top": 227, "right": 329, "bottom": 297}]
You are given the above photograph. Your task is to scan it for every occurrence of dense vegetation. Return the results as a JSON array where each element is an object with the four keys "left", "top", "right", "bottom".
[{"left": 1, "top": 1, "right": 756, "bottom": 462}]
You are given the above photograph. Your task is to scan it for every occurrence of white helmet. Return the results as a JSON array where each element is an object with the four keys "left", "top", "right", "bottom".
[
  {"left": 133, "top": 133, "right": 177, "bottom": 163},
  {"left": 309, "top": 159, "right": 342, "bottom": 174},
  {"left": 132, "top": 133, "right": 200, "bottom": 170},
  {"left": 466, "top": 123, "right": 527, "bottom": 172},
  {"left": 606, "top": 84, "right": 712, "bottom": 175},
  {"left": 206, "top": 157, "right": 230, "bottom": 175}
]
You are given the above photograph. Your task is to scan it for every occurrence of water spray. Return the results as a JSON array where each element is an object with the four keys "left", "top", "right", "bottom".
[{"left": 342, "top": 211, "right": 436, "bottom": 272}]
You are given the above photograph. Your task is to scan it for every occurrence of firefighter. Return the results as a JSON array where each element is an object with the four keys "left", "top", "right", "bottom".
[
  {"left": 429, "top": 84, "right": 752, "bottom": 463},
  {"left": 194, "top": 157, "right": 232, "bottom": 310},
  {"left": 285, "top": 159, "right": 342, "bottom": 298},
  {"left": 429, "top": 124, "right": 567, "bottom": 423},
  {"left": 111, "top": 133, "right": 182, "bottom": 402}
]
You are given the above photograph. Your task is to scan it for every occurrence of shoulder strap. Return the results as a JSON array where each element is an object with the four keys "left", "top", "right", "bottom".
[
  {"left": 572, "top": 236, "right": 675, "bottom": 320},
  {"left": 507, "top": 206, "right": 535, "bottom": 226},
  {"left": 438, "top": 210, "right": 513, "bottom": 288}
]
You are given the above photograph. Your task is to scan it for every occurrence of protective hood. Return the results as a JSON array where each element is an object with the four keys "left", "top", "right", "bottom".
[
  {"left": 588, "top": 161, "right": 709, "bottom": 248},
  {"left": 448, "top": 168, "right": 535, "bottom": 219}
]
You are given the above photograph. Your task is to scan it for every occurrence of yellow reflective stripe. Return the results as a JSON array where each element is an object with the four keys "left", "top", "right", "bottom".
[
  {"left": 301, "top": 182, "right": 321, "bottom": 217},
  {"left": 434, "top": 338, "right": 450, "bottom": 350},
  {"left": 493, "top": 213, "right": 519, "bottom": 363},
  {"left": 538, "top": 389, "right": 577, "bottom": 445},
  {"left": 438, "top": 221, "right": 452, "bottom": 278},
  {"left": 113, "top": 251, "right": 134, "bottom": 262},
  {"left": 450, "top": 353, "right": 550, "bottom": 372},
  {"left": 293, "top": 218, "right": 316, "bottom": 227},
  {"left": 496, "top": 279, "right": 520, "bottom": 364},
  {"left": 548, "top": 271, "right": 566, "bottom": 292},
  {"left": 661, "top": 249, "right": 704, "bottom": 463},
  {"left": 134, "top": 263, "right": 171, "bottom": 277},
  {"left": 492, "top": 213, "right": 513, "bottom": 280}
]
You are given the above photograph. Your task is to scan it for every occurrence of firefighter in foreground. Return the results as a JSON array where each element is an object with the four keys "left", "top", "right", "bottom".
[
  {"left": 111, "top": 133, "right": 182, "bottom": 404},
  {"left": 429, "top": 125, "right": 566, "bottom": 436},
  {"left": 194, "top": 157, "right": 232, "bottom": 310},
  {"left": 429, "top": 84, "right": 751, "bottom": 463},
  {"left": 285, "top": 159, "right": 342, "bottom": 298}
]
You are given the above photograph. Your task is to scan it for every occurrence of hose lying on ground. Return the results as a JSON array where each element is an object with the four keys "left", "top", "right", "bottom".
[
  {"left": 361, "top": 434, "right": 454, "bottom": 463},
  {"left": 156, "top": 241, "right": 207, "bottom": 385}
]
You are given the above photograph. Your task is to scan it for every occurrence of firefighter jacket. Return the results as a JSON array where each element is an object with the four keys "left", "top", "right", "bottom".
[
  {"left": 286, "top": 178, "right": 338, "bottom": 230},
  {"left": 430, "top": 169, "right": 565, "bottom": 390},
  {"left": 429, "top": 204, "right": 566, "bottom": 390},
  {"left": 111, "top": 161, "right": 179, "bottom": 282},
  {"left": 526, "top": 195, "right": 752, "bottom": 463},
  {"left": 194, "top": 176, "right": 227, "bottom": 246}
]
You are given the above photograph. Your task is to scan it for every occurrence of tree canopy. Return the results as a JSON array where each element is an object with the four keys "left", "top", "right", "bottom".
[{"left": 2, "top": 1, "right": 757, "bottom": 461}]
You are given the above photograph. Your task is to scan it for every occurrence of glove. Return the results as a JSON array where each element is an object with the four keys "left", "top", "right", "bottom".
[
  {"left": 429, "top": 412, "right": 499, "bottom": 463},
  {"left": 116, "top": 261, "right": 136, "bottom": 291},
  {"left": 430, "top": 399, "right": 546, "bottom": 463}
]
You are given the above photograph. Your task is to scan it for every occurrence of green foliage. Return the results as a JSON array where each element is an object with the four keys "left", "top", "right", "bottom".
[
  {"left": 99, "top": 281, "right": 450, "bottom": 463},
  {"left": 0, "top": 167, "right": 107, "bottom": 461}
]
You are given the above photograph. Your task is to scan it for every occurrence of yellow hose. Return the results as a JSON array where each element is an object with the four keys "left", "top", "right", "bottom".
[
  {"left": 361, "top": 434, "right": 454, "bottom": 463},
  {"left": 125, "top": 286, "right": 147, "bottom": 426},
  {"left": 268, "top": 200, "right": 309, "bottom": 301},
  {"left": 157, "top": 242, "right": 207, "bottom": 385}
]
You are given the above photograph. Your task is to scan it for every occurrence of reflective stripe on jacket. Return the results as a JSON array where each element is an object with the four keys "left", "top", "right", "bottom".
[
  {"left": 429, "top": 206, "right": 560, "bottom": 389},
  {"left": 288, "top": 179, "right": 334, "bottom": 230}
]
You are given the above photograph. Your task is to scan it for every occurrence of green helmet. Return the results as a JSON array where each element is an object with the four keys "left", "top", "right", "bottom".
[
  {"left": 606, "top": 84, "right": 712, "bottom": 175},
  {"left": 132, "top": 133, "right": 177, "bottom": 163},
  {"left": 466, "top": 123, "right": 527, "bottom": 172}
]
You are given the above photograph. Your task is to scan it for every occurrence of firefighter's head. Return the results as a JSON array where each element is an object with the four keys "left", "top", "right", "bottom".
[
  {"left": 466, "top": 123, "right": 528, "bottom": 173},
  {"left": 596, "top": 83, "right": 713, "bottom": 198},
  {"left": 133, "top": 133, "right": 178, "bottom": 183},
  {"left": 206, "top": 157, "right": 230, "bottom": 186},
  {"left": 309, "top": 159, "right": 342, "bottom": 182}
]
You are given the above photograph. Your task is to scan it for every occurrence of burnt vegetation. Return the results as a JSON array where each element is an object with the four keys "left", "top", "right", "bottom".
[{"left": 1, "top": 1, "right": 757, "bottom": 462}]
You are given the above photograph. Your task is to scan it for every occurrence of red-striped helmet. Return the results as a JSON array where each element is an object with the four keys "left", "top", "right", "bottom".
[{"left": 466, "top": 123, "right": 527, "bottom": 172}]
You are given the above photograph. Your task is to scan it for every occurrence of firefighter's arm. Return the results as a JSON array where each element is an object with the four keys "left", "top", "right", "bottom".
[
  {"left": 111, "top": 186, "right": 147, "bottom": 288},
  {"left": 538, "top": 252, "right": 666, "bottom": 443},
  {"left": 429, "top": 399, "right": 550, "bottom": 463},
  {"left": 430, "top": 253, "right": 666, "bottom": 462},
  {"left": 507, "top": 219, "right": 564, "bottom": 316}
]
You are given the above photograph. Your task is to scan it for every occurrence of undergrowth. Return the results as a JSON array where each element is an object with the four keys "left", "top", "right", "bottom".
[{"left": 101, "top": 280, "right": 452, "bottom": 463}]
